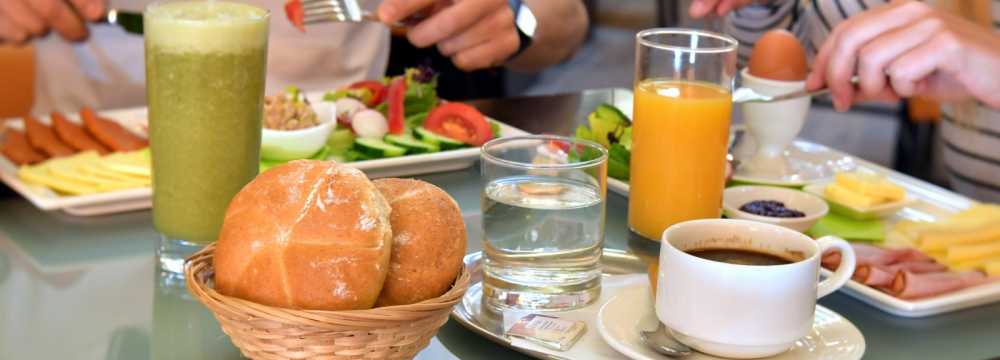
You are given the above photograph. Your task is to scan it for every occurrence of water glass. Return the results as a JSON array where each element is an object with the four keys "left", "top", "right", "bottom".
[{"left": 480, "top": 135, "right": 608, "bottom": 311}]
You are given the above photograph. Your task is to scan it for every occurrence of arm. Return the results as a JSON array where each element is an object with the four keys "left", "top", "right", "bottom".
[
  {"left": 505, "top": 0, "right": 588, "bottom": 72},
  {"left": 378, "top": 0, "right": 587, "bottom": 72}
]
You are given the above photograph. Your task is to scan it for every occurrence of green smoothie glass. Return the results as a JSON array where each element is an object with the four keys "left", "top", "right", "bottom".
[{"left": 145, "top": 1, "right": 269, "bottom": 274}]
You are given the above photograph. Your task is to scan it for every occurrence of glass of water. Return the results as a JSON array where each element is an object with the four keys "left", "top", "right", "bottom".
[{"left": 480, "top": 135, "right": 608, "bottom": 311}]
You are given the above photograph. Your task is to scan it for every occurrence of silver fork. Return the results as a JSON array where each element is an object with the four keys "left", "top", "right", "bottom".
[{"left": 300, "top": 0, "right": 378, "bottom": 25}]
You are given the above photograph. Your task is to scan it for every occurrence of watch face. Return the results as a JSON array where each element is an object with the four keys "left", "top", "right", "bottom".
[{"left": 514, "top": 5, "right": 537, "bottom": 38}]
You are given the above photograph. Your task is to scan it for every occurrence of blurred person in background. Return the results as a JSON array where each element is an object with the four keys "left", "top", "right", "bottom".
[
  {"left": 689, "top": 0, "right": 1000, "bottom": 202},
  {"left": 0, "top": 0, "right": 587, "bottom": 113}
]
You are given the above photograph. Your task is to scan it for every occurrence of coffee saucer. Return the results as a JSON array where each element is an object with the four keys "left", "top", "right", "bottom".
[{"left": 596, "top": 283, "right": 865, "bottom": 360}]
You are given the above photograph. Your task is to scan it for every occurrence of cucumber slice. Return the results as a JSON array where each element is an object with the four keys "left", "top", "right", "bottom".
[
  {"left": 414, "top": 127, "right": 466, "bottom": 150},
  {"left": 326, "top": 129, "right": 356, "bottom": 155},
  {"left": 385, "top": 134, "right": 439, "bottom": 154},
  {"left": 354, "top": 138, "right": 407, "bottom": 158}
]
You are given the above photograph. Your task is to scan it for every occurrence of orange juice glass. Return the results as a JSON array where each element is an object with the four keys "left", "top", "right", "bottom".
[{"left": 629, "top": 29, "right": 738, "bottom": 240}]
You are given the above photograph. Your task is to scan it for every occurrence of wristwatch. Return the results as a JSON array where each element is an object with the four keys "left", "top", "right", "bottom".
[{"left": 508, "top": 0, "right": 536, "bottom": 56}]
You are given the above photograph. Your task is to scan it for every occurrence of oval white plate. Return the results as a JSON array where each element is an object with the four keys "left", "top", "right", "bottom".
[
  {"left": 803, "top": 182, "right": 916, "bottom": 221},
  {"left": 596, "top": 283, "right": 865, "bottom": 360}
]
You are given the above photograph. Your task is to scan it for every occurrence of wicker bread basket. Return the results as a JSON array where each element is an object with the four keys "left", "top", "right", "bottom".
[{"left": 185, "top": 243, "right": 471, "bottom": 360}]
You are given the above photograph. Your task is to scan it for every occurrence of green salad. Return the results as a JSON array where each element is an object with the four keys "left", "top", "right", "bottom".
[
  {"left": 261, "top": 67, "right": 501, "bottom": 170},
  {"left": 572, "top": 103, "right": 632, "bottom": 181}
]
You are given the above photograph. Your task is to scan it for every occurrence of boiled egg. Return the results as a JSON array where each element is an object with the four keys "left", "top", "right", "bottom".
[{"left": 748, "top": 30, "right": 808, "bottom": 81}]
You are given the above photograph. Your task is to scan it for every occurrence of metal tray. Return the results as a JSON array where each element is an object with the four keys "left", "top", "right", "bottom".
[{"left": 450, "top": 250, "right": 647, "bottom": 360}]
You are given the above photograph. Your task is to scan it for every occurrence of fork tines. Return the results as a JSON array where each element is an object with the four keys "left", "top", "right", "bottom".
[{"left": 301, "top": 0, "right": 369, "bottom": 25}]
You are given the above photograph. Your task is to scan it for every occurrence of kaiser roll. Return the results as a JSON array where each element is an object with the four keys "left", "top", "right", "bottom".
[
  {"left": 374, "top": 178, "right": 467, "bottom": 307},
  {"left": 213, "top": 160, "right": 393, "bottom": 311}
]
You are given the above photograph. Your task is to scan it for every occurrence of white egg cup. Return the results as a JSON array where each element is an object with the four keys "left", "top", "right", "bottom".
[{"left": 739, "top": 68, "right": 811, "bottom": 179}]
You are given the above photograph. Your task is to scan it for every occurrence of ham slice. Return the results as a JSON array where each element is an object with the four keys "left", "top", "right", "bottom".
[
  {"left": 889, "top": 271, "right": 991, "bottom": 299},
  {"left": 823, "top": 243, "right": 935, "bottom": 268},
  {"left": 853, "top": 265, "right": 895, "bottom": 286},
  {"left": 853, "top": 261, "right": 949, "bottom": 287}
]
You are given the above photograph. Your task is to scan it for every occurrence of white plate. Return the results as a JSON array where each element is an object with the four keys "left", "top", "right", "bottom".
[
  {"left": 731, "top": 137, "right": 859, "bottom": 187},
  {"left": 1, "top": 98, "right": 530, "bottom": 216},
  {"left": 803, "top": 182, "right": 917, "bottom": 221},
  {"left": 0, "top": 108, "right": 152, "bottom": 213},
  {"left": 601, "top": 138, "right": 997, "bottom": 317},
  {"left": 596, "top": 283, "right": 865, "bottom": 360}
]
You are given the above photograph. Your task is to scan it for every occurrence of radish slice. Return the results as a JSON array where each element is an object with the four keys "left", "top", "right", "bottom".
[
  {"left": 352, "top": 109, "right": 388, "bottom": 139},
  {"left": 335, "top": 98, "right": 366, "bottom": 124}
]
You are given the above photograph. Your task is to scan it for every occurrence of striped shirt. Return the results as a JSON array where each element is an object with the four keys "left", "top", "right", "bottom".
[{"left": 724, "top": 0, "right": 1000, "bottom": 202}]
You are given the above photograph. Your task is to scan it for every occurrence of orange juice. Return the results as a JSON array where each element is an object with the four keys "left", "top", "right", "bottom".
[{"left": 629, "top": 79, "right": 731, "bottom": 240}]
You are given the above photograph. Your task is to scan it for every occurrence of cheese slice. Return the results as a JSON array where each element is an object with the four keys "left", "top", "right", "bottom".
[
  {"left": 17, "top": 164, "right": 99, "bottom": 195},
  {"left": 825, "top": 183, "right": 879, "bottom": 209},
  {"left": 834, "top": 172, "right": 905, "bottom": 202}
]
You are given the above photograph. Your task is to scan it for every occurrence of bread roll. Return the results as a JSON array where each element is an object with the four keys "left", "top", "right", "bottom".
[
  {"left": 213, "top": 160, "right": 393, "bottom": 311},
  {"left": 374, "top": 178, "right": 467, "bottom": 306}
]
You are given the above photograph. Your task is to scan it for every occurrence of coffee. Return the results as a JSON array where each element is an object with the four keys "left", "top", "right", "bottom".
[{"left": 687, "top": 248, "right": 800, "bottom": 266}]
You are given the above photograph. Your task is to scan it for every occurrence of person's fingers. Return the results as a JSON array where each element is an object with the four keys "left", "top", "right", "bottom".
[
  {"left": 0, "top": 17, "right": 29, "bottom": 44},
  {"left": 30, "top": 0, "right": 88, "bottom": 41},
  {"left": 853, "top": 86, "right": 900, "bottom": 104},
  {"left": 378, "top": 0, "right": 436, "bottom": 24},
  {"left": 408, "top": 0, "right": 504, "bottom": 48},
  {"left": 451, "top": 29, "right": 519, "bottom": 71},
  {"left": 885, "top": 33, "right": 957, "bottom": 99},
  {"left": 824, "top": 2, "right": 931, "bottom": 112},
  {"left": 855, "top": 17, "right": 941, "bottom": 99},
  {"left": 67, "top": 0, "right": 106, "bottom": 21},
  {"left": 0, "top": 0, "right": 46, "bottom": 36},
  {"left": 688, "top": 0, "right": 720, "bottom": 19},
  {"left": 436, "top": 6, "right": 513, "bottom": 57}
]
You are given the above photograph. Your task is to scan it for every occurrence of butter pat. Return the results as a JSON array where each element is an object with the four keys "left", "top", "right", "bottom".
[{"left": 506, "top": 314, "right": 586, "bottom": 351}]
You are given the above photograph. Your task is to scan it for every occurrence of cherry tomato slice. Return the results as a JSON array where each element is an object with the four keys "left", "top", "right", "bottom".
[
  {"left": 348, "top": 80, "right": 387, "bottom": 107},
  {"left": 423, "top": 103, "right": 491, "bottom": 146},
  {"left": 386, "top": 77, "right": 406, "bottom": 135},
  {"left": 284, "top": 0, "right": 305, "bottom": 33}
]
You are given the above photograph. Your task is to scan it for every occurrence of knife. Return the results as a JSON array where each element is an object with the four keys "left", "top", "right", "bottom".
[{"left": 102, "top": 9, "right": 144, "bottom": 35}]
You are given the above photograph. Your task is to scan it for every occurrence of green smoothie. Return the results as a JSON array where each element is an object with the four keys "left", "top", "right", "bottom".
[{"left": 145, "top": 1, "right": 269, "bottom": 244}]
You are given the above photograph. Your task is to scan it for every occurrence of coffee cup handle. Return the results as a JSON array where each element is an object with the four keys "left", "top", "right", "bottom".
[{"left": 816, "top": 236, "right": 856, "bottom": 299}]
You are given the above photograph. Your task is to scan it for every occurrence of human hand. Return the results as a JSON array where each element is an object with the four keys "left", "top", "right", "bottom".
[
  {"left": 0, "top": 0, "right": 105, "bottom": 44},
  {"left": 688, "top": 0, "right": 756, "bottom": 18},
  {"left": 378, "top": 0, "right": 519, "bottom": 71},
  {"left": 807, "top": 0, "right": 1000, "bottom": 111}
]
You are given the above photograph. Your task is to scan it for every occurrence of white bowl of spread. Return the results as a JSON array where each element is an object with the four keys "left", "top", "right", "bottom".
[{"left": 261, "top": 101, "right": 336, "bottom": 161}]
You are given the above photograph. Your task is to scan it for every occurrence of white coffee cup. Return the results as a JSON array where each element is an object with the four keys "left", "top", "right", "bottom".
[
  {"left": 740, "top": 68, "right": 811, "bottom": 178},
  {"left": 655, "top": 219, "right": 856, "bottom": 359}
]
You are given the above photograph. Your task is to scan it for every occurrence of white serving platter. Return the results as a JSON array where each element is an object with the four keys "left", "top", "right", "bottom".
[
  {"left": 1, "top": 94, "right": 530, "bottom": 216},
  {"left": 604, "top": 135, "right": 996, "bottom": 317}
]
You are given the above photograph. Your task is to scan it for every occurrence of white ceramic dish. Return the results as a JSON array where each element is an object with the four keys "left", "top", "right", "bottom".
[
  {"left": 722, "top": 185, "right": 828, "bottom": 233},
  {"left": 0, "top": 108, "right": 152, "bottom": 213},
  {"left": 602, "top": 135, "right": 999, "bottom": 317},
  {"left": 803, "top": 181, "right": 917, "bottom": 221},
  {"left": 731, "top": 136, "right": 858, "bottom": 187},
  {"left": 596, "top": 282, "right": 865, "bottom": 360},
  {"left": 0, "top": 97, "right": 529, "bottom": 215},
  {"left": 261, "top": 101, "right": 337, "bottom": 161}
]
